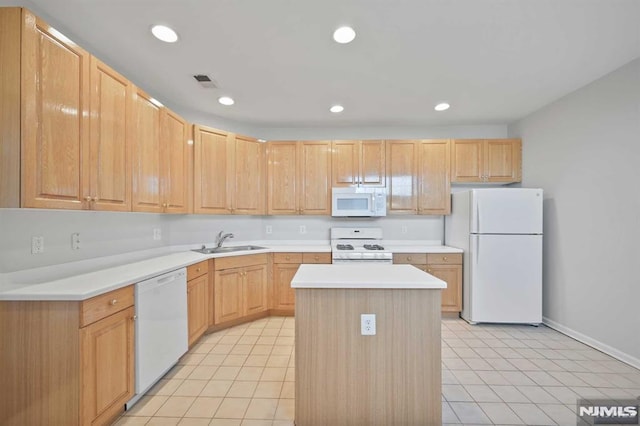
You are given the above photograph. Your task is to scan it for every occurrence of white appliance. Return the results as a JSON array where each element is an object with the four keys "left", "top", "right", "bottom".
[
  {"left": 331, "top": 227, "right": 393, "bottom": 263},
  {"left": 331, "top": 187, "right": 387, "bottom": 217},
  {"left": 445, "top": 188, "right": 543, "bottom": 325},
  {"left": 127, "top": 268, "right": 188, "bottom": 408}
]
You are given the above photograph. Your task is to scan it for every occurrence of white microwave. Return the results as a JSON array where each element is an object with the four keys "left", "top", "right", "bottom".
[{"left": 331, "top": 187, "right": 387, "bottom": 217}]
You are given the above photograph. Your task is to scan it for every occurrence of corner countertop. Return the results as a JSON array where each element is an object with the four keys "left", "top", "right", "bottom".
[
  {"left": 291, "top": 264, "right": 447, "bottom": 289},
  {"left": 0, "top": 240, "right": 460, "bottom": 301}
]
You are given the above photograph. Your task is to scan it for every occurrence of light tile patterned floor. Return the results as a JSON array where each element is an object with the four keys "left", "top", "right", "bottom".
[{"left": 114, "top": 316, "right": 640, "bottom": 425}]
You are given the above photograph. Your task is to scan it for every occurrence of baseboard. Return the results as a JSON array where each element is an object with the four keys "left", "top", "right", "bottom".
[{"left": 542, "top": 316, "right": 640, "bottom": 371}]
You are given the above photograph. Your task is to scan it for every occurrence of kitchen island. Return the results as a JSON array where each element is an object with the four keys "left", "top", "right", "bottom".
[{"left": 292, "top": 264, "right": 446, "bottom": 426}]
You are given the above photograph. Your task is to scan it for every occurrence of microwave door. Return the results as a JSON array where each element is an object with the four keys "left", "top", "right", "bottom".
[{"left": 333, "top": 194, "right": 371, "bottom": 216}]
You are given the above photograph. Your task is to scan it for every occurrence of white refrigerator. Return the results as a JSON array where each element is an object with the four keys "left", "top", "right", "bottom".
[{"left": 445, "top": 188, "right": 543, "bottom": 324}]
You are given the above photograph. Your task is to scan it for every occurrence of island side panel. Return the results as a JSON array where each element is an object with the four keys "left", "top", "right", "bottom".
[{"left": 295, "top": 288, "right": 442, "bottom": 426}]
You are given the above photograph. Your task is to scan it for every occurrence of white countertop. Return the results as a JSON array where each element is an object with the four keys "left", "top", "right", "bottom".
[
  {"left": 0, "top": 240, "right": 458, "bottom": 301},
  {"left": 291, "top": 264, "right": 447, "bottom": 289}
]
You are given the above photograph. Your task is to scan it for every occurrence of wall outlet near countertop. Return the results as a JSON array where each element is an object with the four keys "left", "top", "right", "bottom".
[
  {"left": 265, "top": 225, "right": 273, "bottom": 234},
  {"left": 401, "top": 226, "right": 408, "bottom": 234},
  {"left": 299, "top": 225, "right": 306, "bottom": 234},
  {"left": 153, "top": 228, "right": 162, "bottom": 240},
  {"left": 71, "top": 233, "right": 80, "bottom": 250},
  {"left": 31, "top": 236, "right": 44, "bottom": 254},
  {"left": 361, "top": 314, "right": 376, "bottom": 336}
]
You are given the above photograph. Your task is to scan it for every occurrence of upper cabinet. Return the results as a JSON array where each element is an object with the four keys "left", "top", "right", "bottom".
[
  {"left": 19, "top": 8, "right": 91, "bottom": 210},
  {"left": 331, "top": 140, "right": 385, "bottom": 187},
  {"left": 193, "top": 125, "right": 265, "bottom": 215},
  {"left": 89, "top": 57, "right": 133, "bottom": 211},
  {"left": 267, "top": 141, "right": 332, "bottom": 215},
  {"left": 132, "top": 89, "right": 192, "bottom": 214},
  {"left": 451, "top": 139, "right": 522, "bottom": 183},
  {"left": 387, "top": 140, "right": 451, "bottom": 215}
]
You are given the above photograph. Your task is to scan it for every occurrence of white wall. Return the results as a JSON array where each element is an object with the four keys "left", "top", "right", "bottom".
[
  {"left": 508, "top": 58, "right": 640, "bottom": 367},
  {"left": 0, "top": 209, "right": 444, "bottom": 273}
]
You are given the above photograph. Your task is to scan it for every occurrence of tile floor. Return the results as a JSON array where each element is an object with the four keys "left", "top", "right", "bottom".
[{"left": 114, "top": 315, "right": 640, "bottom": 425}]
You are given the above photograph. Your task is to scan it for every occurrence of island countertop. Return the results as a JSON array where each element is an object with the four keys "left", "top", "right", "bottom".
[{"left": 291, "top": 264, "right": 447, "bottom": 289}]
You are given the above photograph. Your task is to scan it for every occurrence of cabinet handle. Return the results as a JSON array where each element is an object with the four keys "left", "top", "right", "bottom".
[
  {"left": 427, "top": 269, "right": 432, "bottom": 273},
  {"left": 132, "top": 315, "right": 137, "bottom": 321},
  {"left": 110, "top": 299, "right": 118, "bottom": 306},
  {"left": 93, "top": 197, "right": 99, "bottom": 202},
  {"left": 407, "top": 256, "right": 412, "bottom": 261},
  {"left": 443, "top": 256, "right": 447, "bottom": 261},
  {"left": 196, "top": 268, "right": 201, "bottom": 272},
  {"left": 285, "top": 256, "right": 290, "bottom": 260},
  {"left": 85, "top": 196, "right": 92, "bottom": 202},
  {"left": 314, "top": 256, "right": 319, "bottom": 261}
]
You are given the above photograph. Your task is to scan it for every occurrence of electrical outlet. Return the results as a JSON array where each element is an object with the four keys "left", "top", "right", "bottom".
[
  {"left": 299, "top": 225, "right": 306, "bottom": 234},
  {"left": 153, "top": 228, "right": 162, "bottom": 240},
  {"left": 265, "top": 225, "right": 273, "bottom": 234},
  {"left": 401, "top": 226, "right": 408, "bottom": 234},
  {"left": 361, "top": 314, "right": 376, "bottom": 336},
  {"left": 71, "top": 233, "right": 80, "bottom": 250},
  {"left": 31, "top": 236, "right": 44, "bottom": 254}
]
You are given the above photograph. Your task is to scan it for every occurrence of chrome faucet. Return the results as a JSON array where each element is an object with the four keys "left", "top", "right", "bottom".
[{"left": 215, "top": 231, "right": 234, "bottom": 248}]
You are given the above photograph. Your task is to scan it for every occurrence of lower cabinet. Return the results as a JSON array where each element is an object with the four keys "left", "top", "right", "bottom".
[
  {"left": 0, "top": 285, "right": 135, "bottom": 426},
  {"left": 271, "top": 252, "right": 331, "bottom": 314},
  {"left": 213, "top": 254, "right": 268, "bottom": 325},
  {"left": 187, "top": 260, "right": 209, "bottom": 346},
  {"left": 393, "top": 252, "right": 463, "bottom": 313}
]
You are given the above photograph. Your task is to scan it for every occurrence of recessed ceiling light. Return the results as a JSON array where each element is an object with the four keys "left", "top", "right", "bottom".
[
  {"left": 333, "top": 26, "right": 356, "bottom": 44},
  {"left": 330, "top": 105, "right": 344, "bottom": 113},
  {"left": 149, "top": 97, "right": 164, "bottom": 107},
  {"left": 151, "top": 25, "right": 179, "bottom": 43},
  {"left": 218, "top": 96, "right": 235, "bottom": 106},
  {"left": 434, "top": 102, "right": 450, "bottom": 111}
]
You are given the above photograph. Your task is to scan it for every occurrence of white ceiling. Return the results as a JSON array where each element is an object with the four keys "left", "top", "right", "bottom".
[{"left": 7, "top": 0, "right": 640, "bottom": 129}]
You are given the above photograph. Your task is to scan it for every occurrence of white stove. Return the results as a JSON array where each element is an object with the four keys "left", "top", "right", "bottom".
[{"left": 331, "top": 227, "right": 393, "bottom": 264}]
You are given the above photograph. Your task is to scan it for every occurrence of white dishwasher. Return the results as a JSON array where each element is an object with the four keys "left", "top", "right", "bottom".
[{"left": 127, "top": 267, "right": 188, "bottom": 408}]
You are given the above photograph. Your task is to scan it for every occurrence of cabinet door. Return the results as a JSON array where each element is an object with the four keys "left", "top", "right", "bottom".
[
  {"left": 244, "top": 264, "right": 268, "bottom": 315},
  {"left": 132, "top": 88, "right": 163, "bottom": 212},
  {"left": 418, "top": 140, "right": 450, "bottom": 215},
  {"left": 451, "top": 139, "right": 484, "bottom": 182},
  {"left": 194, "top": 125, "right": 232, "bottom": 214},
  {"left": 299, "top": 141, "right": 331, "bottom": 215},
  {"left": 386, "top": 140, "right": 417, "bottom": 213},
  {"left": 161, "top": 110, "right": 191, "bottom": 214},
  {"left": 187, "top": 275, "right": 209, "bottom": 346},
  {"left": 80, "top": 307, "right": 134, "bottom": 425},
  {"left": 331, "top": 140, "right": 359, "bottom": 187},
  {"left": 426, "top": 265, "right": 462, "bottom": 312},
  {"left": 273, "top": 263, "right": 299, "bottom": 311},
  {"left": 21, "top": 10, "right": 90, "bottom": 210},
  {"left": 89, "top": 57, "right": 132, "bottom": 212},
  {"left": 267, "top": 141, "right": 299, "bottom": 214},
  {"left": 234, "top": 136, "right": 265, "bottom": 214},
  {"left": 214, "top": 268, "right": 243, "bottom": 324},
  {"left": 361, "top": 140, "right": 386, "bottom": 187},
  {"left": 485, "top": 139, "right": 521, "bottom": 182}
]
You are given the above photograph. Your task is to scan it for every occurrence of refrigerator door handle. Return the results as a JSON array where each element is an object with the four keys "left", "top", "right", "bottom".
[{"left": 476, "top": 235, "right": 480, "bottom": 263}]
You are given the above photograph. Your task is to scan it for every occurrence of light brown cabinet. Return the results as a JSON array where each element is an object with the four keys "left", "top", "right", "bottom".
[
  {"left": 132, "top": 90, "right": 191, "bottom": 213},
  {"left": 187, "top": 261, "right": 209, "bottom": 346},
  {"left": 213, "top": 254, "right": 268, "bottom": 325},
  {"left": 194, "top": 125, "right": 265, "bottom": 215},
  {"left": 331, "top": 140, "right": 385, "bottom": 187},
  {"left": 393, "top": 252, "right": 463, "bottom": 312},
  {"left": 1, "top": 8, "right": 91, "bottom": 210},
  {"left": 267, "top": 141, "right": 332, "bottom": 215},
  {"left": 270, "top": 252, "right": 331, "bottom": 314},
  {"left": 451, "top": 139, "right": 522, "bottom": 183},
  {"left": 0, "top": 285, "right": 135, "bottom": 426},
  {"left": 88, "top": 57, "right": 133, "bottom": 211},
  {"left": 387, "top": 139, "right": 452, "bottom": 215}
]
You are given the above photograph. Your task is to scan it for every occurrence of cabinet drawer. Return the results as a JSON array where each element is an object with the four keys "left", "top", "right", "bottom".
[
  {"left": 187, "top": 260, "right": 209, "bottom": 280},
  {"left": 81, "top": 285, "right": 134, "bottom": 327},
  {"left": 273, "top": 253, "right": 303, "bottom": 264},
  {"left": 427, "top": 253, "right": 462, "bottom": 265},
  {"left": 215, "top": 253, "right": 268, "bottom": 270},
  {"left": 302, "top": 252, "right": 331, "bottom": 264},
  {"left": 393, "top": 253, "right": 427, "bottom": 265}
]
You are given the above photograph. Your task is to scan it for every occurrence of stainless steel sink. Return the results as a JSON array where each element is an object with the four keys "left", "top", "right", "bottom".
[{"left": 192, "top": 245, "right": 267, "bottom": 254}]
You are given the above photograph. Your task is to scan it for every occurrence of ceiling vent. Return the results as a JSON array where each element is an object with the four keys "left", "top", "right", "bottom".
[{"left": 193, "top": 74, "right": 217, "bottom": 89}]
